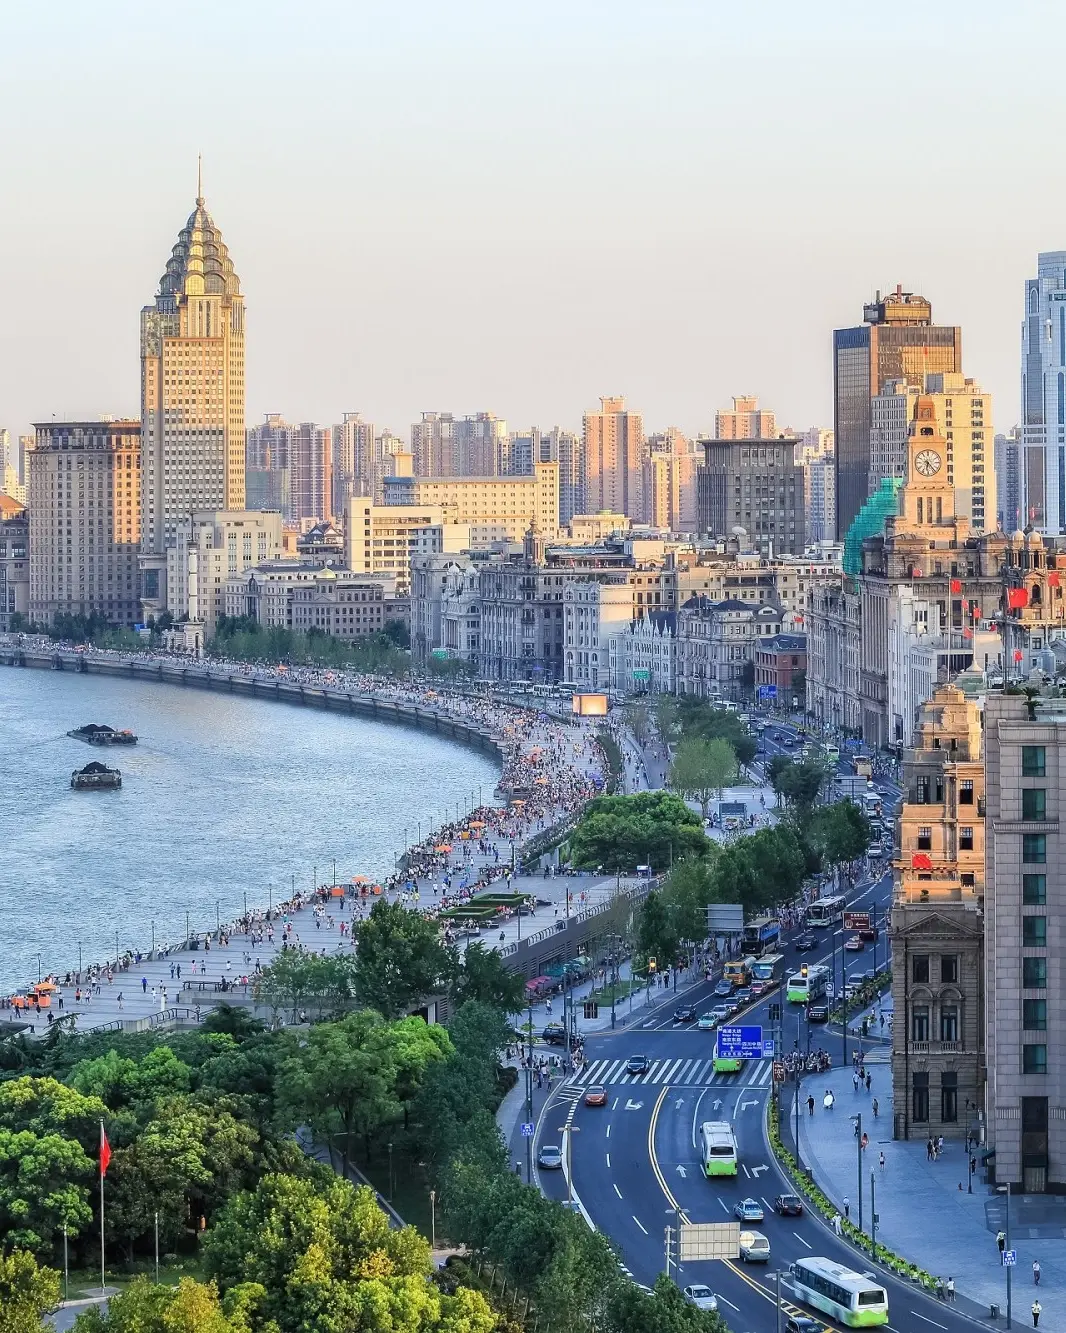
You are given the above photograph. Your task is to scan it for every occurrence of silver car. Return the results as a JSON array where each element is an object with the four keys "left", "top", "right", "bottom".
[
  {"left": 537, "top": 1144, "right": 563, "bottom": 1169},
  {"left": 683, "top": 1284, "right": 719, "bottom": 1312}
]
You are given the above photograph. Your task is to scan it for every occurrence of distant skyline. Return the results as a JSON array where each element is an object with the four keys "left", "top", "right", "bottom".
[{"left": 1, "top": 1, "right": 1060, "bottom": 444}]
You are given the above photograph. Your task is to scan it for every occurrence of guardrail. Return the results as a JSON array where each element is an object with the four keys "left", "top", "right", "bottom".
[{"left": 84, "top": 1005, "right": 199, "bottom": 1036}]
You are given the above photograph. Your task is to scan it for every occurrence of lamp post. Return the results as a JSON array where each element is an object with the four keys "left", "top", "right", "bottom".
[
  {"left": 36, "top": 953, "right": 41, "bottom": 983},
  {"left": 387, "top": 1142, "right": 394, "bottom": 1202},
  {"left": 429, "top": 1188, "right": 436, "bottom": 1250},
  {"left": 525, "top": 998, "right": 535, "bottom": 1183},
  {"left": 852, "top": 1111, "right": 864, "bottom": 1234}
]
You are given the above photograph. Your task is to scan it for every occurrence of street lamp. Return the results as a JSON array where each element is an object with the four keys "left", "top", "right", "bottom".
[
  {"left": 387, "top": 1142, "right": 395, "bottom": 1202},
  {"left": 429, "top": 1188, "right": 436, "bottom": 1250},
  {"left": 558, "top": 1124, "right": 580, "bottom": 1208}
]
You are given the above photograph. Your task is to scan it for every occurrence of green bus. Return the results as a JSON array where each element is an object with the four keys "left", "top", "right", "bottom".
[
  {"left": 712, "top": 1033, "right": 743, "bottom": 1074},
  {"left": 786, "top": 964, "right": 830, "bottom": 1005},
  {"left": 789, "top": 1258, "right": 888, "bottom": 1326},
  {"left": 700, "top": 1120, "right": 738, "bottom": 1177}
]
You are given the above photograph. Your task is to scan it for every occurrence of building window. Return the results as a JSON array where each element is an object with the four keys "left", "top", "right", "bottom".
[
  {"left": 959, "top": 826, "right": 974, "bottom": 852},
  {"left": 1023, "top": 874, "right": 1047, "bottom": 905},
  {"left": 941, "top": 955, "right": 958, "bottom": 984},
  {"left": 940, "top": 1005, "right": 959, "bottom": 1042},
  {"left": 1022, "top": 746, "right": 1046, "bottom": 777},
  {"left": 913, "top": 1073, "right": 930, "bottom": 1123},
  {"left": 941, "top": 1072, "right": 958, "bottom": 1123},
  {"left": 1022, "top": 788, "right": 1047, "bottom": 821},
  {"left": 960, "top": 779, "right": 974, "bottom": 805},
  {"left": 911, "top": 1006, "right": 930, "bottom": 1042},
  {"left": 1023, "top": 1045, "right": 1048, "bottom": 1075},
  {"left": 917, "top": 826, "right": 932, "bottom": 851},
  {"left": 1023, "top": 834, "right": 1047, "bottom": 863},
  {"left": 911, "top": 954, "right": 929, "bottom": 985},
  {"left": 1024, "top": 999, "right": 1048, "bottom": 1031},
  {"left": 1023, "top": 916, "right": 1048, "bottom": 947},
  {"left": 1023, "top": 956, "right": 1047, "bottom": 989}
]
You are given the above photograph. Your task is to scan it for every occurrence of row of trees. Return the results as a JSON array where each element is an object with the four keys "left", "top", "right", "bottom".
[
  {"left": 209, "top": 615, "right": 409, "bottom": 674},
  {"left": 565, "top": 791, "right": 710, "bottom": 871}
]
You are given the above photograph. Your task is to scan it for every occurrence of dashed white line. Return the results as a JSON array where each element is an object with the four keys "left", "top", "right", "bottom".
[
  {"left": 613, "top": 1183, "right": 623, "bottom": 1198},
  {"left": 910, "top": 1315, "right": 947, "bottom": 1330},
  {"left": 716, "top": 1295, "right": 740, "bottom": 1313},
  {"left": 605, "top": 1153, "right": 611, "bottom": 1169},
  {"left": 719, "top": 1199, "right": 730, "bottom": 1214},
  {"left": 792, "top": 1231, "right": 812, "bottom": 1247},
  {"left": 605, "top": 1123, "right": 611, "bottom": 1139},
  {"left": 633, "top": 1216, "right": 649, "bottom": 1235}
]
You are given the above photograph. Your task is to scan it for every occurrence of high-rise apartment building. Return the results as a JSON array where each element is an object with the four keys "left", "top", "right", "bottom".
[
  {"left": 583, "top": 396, "right": 644, "bottom": 519},
  {"left": 288, "top": 422, "right": 332, "bottom": 524},
  {"left": 834, "top": 287, "right": 962, "bottom": 540},
  {"left": 332, "top": 412, "right": 376, "bottom": 512},
  {"left": 1020, "top": 252, "right": 1066, "bottom": 533},
  {"left": 411, "top": 412, "right": 507, "bottom": 477},
  {"left": 29, "top": 420, "right": 141, "bottom": 626},
  {"left": 715, "top": 395, "right": 776, "bottom": 440},
  {"left": 245, "top": 413, "right": 291, "bottom": 516},
  {"left": 140, "top": 181, "right": 245, "bottom": 610},
  {"left": 643, "top": 429, "right": 699, "bottom": 531},
  {"left": 995, "top": 428, "right": 1022, "bottom": 533},
  {"left": 804, "top": 454, "right": 836, "bottom": 544}
]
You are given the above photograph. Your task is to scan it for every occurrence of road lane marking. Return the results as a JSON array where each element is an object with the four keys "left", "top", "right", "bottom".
[
  {"left": 716, "top": 1295, "right": 740, "bottom": 1313},
  {"left": 633, "top": 1216, "right": 648, "bottom": 1234},
  {"left": 911, "top": 1315, "right": 948, "bottom": 1330},
  {"left": 605, "top": 1123, "right": 610, "bottom": 1138},
  {"left": 691, "top": 1087, "right": 709, "bottom": 1149},
  {"left": 719, "top": 1199, "right": 730, "bottom": 1213},
  {"left": 613, "top": 1183, "right": 623, "bottom": 1198},
  {"left": 605, "top": 1153, "right": 610, "bottom": 1168},
  {"left": 792, "top": 1231, "right": 811, "bottom": 1247}
]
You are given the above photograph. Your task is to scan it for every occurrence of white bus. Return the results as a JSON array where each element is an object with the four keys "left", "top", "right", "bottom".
[
  {"left": 806, "top": 894, "right": 847, "bottom": 928},
  {"left": 786, "top": 964, "right": 830, "bottom": 1005},
  {"left": 699, "top": 1121, "right": 738, "bottom": 1178},
  {"left": 788, "top": 1257, "right": 889, "bottom": 1327}
]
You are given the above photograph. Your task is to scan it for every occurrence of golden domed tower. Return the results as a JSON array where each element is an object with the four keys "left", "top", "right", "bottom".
[{"left": 139, "top": 162, "right": 245, "bottom": 611}]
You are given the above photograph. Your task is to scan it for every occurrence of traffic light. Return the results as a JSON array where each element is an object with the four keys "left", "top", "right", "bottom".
[
  {"left": 648, "top": 957, "right": 657, "bottom": 973},
  {"left": 769, "top": 1003, "right": 781, "bottom": 1022},
  {"left": 800, "top": 965, "right": 808, "bottom": 977}
]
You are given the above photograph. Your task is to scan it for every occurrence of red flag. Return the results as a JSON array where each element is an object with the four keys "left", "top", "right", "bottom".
[
  {"left": 912, "top": 853, "right": 933, "bottom": 870},
  {"left": 1008, "top": 588, "right": 1029, "bottom": 609},
  {"left": 1050, "top": 572, "right": 1061, "bottom": 588},
  {"left": 1014, "top": 650, "right": 1024, "bottom": 663},
  {"left": 950, "top": 579, "right": 962, "bottom": 593},
  {"left": 100, "top": 1123, "right": 111, "bottom": 1177}
]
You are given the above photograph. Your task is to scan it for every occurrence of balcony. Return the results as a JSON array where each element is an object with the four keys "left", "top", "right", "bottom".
[{"left": 907, "top": 1041, "right": 963, "bottom": 1056}]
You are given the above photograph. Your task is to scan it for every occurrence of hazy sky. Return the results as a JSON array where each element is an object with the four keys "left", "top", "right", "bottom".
[{"left": 1, "top": 1, "right": 1061, "bottom": 446}]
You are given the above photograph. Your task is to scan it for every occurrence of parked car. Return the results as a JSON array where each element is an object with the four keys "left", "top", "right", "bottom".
[
  {"left": 584, "top": 1085, "right": 607, "bottom": 1107},
  {"left": 673, "top": 1005, "right": 696, "bottom": 1023},
  {"left": 738, "top": 1229, "right": 770, "bottom": 1263},
  {"left": 794, "top": 933, "right": 818, "bottom": 953},
  {"left": 733, "top": 1198, "right": 765, "bottom": 1222},
  {"left": 714, "top": 979, "right": 734, "bottom": 998},
  {"left": 538, "top": 1144, "right": 563, "bottom": 1169},
  {"left": 844, "top": 934, "right": 865, "bottom": 951},
  {"left": 807, "top": 1003, "right": 829, "bottom": 1023},
  {"left": 682, "top": 1285, "right": 718, "bottom": 1312},
  {"left": 626, "top": 1055, "right": 650, "bottom": 1075},
  {"left": 773, "top": 1192, "right": 804, "bottom": 1216}
]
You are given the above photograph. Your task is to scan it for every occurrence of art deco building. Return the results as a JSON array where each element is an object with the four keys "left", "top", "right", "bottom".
[
  {"left": 140, "top": 177, "right": 245, "bottom": 610},
  {"left": 890, "top": 685, "right": 985, "bottom": 1142},
  {"left": 28, "top": 421, "right": 141, "bottom": 626}
]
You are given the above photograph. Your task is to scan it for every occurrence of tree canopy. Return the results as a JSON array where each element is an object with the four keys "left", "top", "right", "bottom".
[
  {"left": 353, "top": 901, "right": 453, "bottom": 1019},
  {"left": 668, "top": 736, "right": 737, "bottom": 816},
  {"left": 567, "top": 791, "right": 709, "bottom": 871},
  {"left": 766, "top": 754, "right": 828, "bottom": 812},
  {"left": 675, "top": 701, "right": 756, "bottom": 765}
]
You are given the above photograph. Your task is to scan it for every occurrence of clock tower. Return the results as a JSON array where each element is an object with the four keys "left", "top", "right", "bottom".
[{"left": 900, "top": 395, "right": 956, "bottom": 529}]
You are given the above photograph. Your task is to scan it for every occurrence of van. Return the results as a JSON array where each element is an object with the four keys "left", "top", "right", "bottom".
[{"left": 738, "top": 1230, "right": 770, "bottom": 1263}]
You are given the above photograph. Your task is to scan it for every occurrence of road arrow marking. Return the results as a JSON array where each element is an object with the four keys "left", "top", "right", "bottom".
[
  {"left": 751, "top": 1165, "right": 768, "bottom": 1178},
  {"left": 675, "top": 1097, "right": 685, "bottom": 1109},
  {"left": 625, "top": 1099, "right": 644, "bottom": 1111},
  {"left": 676, "top": 1165, "right": 687, "bottom": 1178},
  {"left": 712, "top": 1099, "right": 723, "bottom": 1111},
  {"left": 740, "top": 1099, "right": 759, "bottom": 1112}
]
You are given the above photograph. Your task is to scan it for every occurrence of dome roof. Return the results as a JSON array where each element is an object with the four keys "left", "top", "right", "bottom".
[{"left": 158, "top": 194, "right": 240, "bottom": 300}]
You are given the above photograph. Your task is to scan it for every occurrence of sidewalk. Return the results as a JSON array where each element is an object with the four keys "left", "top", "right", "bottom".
[{"left": 794, "top": 1063, "right": 1066, "bottom": 1328}]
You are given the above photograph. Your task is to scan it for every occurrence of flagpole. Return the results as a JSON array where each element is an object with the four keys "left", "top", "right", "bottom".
[{"left": 99, "top": 1119, "right": 106, "bottom": 1295}]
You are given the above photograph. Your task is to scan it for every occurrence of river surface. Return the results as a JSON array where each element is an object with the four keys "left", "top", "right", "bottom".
[{"left": 0, "top": 668, "right": 499, "bottom": 994}]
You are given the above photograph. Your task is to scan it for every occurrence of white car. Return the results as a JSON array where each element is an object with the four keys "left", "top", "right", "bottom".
[{"left": 683, "top": 1284, "right": 719, "bottom": 1312}]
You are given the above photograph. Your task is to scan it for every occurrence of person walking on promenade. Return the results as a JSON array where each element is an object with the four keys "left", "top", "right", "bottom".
[
  {"left": 843, "top": 1196, "right": 850, "bottom": 1222},
  {"left": 879, "top": 1151, "right": 885, "bottom": 1171},
  {"left": 141, "top": 976, "right": 148, "bottom": 994},
  {"left": 1032, "top": 1299, "right": 1041, "bottom": 1326},
  {"left": 997, "top": 1231, "right": 1007, "bottom": 1262},
  {"left": 807, "top": 1094, "right": 815, "bottom": 1116},
  {"left": 1034, "top": 1260, "right": 1041, "bottom": 1286}
]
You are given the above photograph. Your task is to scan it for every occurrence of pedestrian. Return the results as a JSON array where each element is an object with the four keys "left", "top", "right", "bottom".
[
  {"left": 807, "top": 1094, "right": 815, "bottom": 1116},
  {"left": 843, "top": 1196, "right": 850, "bottom": 1222},
  {"left": 141, "top": 976, "right": 148, "bottom": 994},
  {"left": 853, "top": 1073, "right": 860, "bottom": 1092},
  {"left": 865, "top": 1072, "right": 872, "bottom": 1092},
  {"left": 832, "top": 1211, "right": 843, "bottom": 1236},
  {"left": 872, "top": 1097, "right": 879, "bottom": 1118},
  {"left": 946, "top": 1277, "right": 955, "bottom": 1301},
  {"left": 1034, "top": 1260, "right": 1041, "bottom": 1286},
  {"left": 117, "top": 992, "right": 123, "bottom": 1010},
  {"left": 879, "top": 1151, "right": 885, "bottom": 1172},
  {"left": 1032, "top": 1299, "right": 1041, "bottom": 1326},
  {"left": 998, "top": 1231, "right": 1007, "bottom": 1261},
  {"left": 927, "top": 1138, "right": 935, "bottom": 1161}
]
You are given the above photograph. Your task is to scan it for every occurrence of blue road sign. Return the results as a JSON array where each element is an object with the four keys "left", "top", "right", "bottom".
[
  {"left": 520, "top": 1122, "right": 535, "bottom": 1138},
  {"left": 718, "top": 1025, "right": 764, "bottom": 1060},
  {"left": 762, "top": 1039, "right": 776, "bottom": 1058},
  {"left": 758, "top": 684, "right": 778, "bottom": 700},
  {"left": 1003, "top": 1249, "right": 1017, "bottom": 1267}
]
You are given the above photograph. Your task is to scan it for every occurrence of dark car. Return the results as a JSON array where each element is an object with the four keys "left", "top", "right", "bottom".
[
  {"left": 732, "top": 987, "right": 752, "bottom": 1006},
  {"left": 673, "top": 1005, "right": 696, "bottom": 1023},
  {"left": 714, "top": 979, "right": 734, "bottom": 998},
  {"left": 858, "top": 924, "right": 878, "bottom": 942},
  {"left": 785, "top": 1317, "right": 824, "bottom": 1333},
  {"left": 542, "top": 1023, "right": 567, "bottom": 1045},
  {"left": 773, "top": 1192, "right": 804, "bottom": 1216},
  {"left": 807, "top": 1003, "right": 829, "bottom": 1023},
  {"left": 794, "top": 933, "right": 818, "bottom": 953},
  {"left": 626, "top": 1055, "right": 650, "bottom": 1075}
]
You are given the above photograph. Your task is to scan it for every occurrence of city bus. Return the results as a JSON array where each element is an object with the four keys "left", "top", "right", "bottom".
[
  {"left": 788, "top": 1258, "right": 889, "bottom": 1327},
  {"left": 751, "top": 953, "right": 787, "bottom": 989},
  {"left": 806, "top": 894, "right": 847, "bottom": 928},
  {"left": 786, "top": 964, "right": 830, "bottom": 1005},
  {"left": 741, "top": 915, "right": 781, "bottom": 957},
  {"left": 712, "top": 1033, "right": 744, "bottom": 1074},
  {"left": 723, "top": 955, "right": 757, "bottom": 987},
  {"left": 823, "top": 744, "right": 841, "bottom": 764},
  {"left": 700, "top": 1121, "right": 738, "bottom": 1177}
]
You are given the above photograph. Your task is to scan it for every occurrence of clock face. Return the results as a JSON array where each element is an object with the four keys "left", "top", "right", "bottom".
[{"left": 915, "top": 449, "right": 942, "bottom": 477}]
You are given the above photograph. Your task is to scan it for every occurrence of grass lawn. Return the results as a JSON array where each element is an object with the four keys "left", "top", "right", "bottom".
[{"left": 63, "top": 1254, "right": 207, "bottom": 1300}]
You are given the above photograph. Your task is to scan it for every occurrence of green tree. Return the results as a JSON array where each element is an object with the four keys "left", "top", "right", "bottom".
[
  {"left": 0, "top": 1249, "right": 62, "bottom": 1333},
  {"left": 252, "top": 950, "right": 358, "bottom": 1023},
  {"left": 450, "top": 942, "right": 526, "bottom": 1014},
  {"left": 372, "top": 1016, "right": 454, "bottom": 1130},
  {"left": 668, "top": 736, "right": 737, "bottom": 817},
  {"left": 604, "top": 1273, "right": 728, "bottom": 1332},
  {"left": 72, "top": 1276, "right": 241, "bottom": 1333},
  {"left": 624, "top": 698, "right": 652, "bottom": 748},
  {"left": 567, "top": 791, "right": 708, "bottom": 872},
  {"left": 652, "top": 695, "right": 679, "bottom": 746},
  {"left": 659, "top": 853, "right": 720, "bottom": 943},
  {"left": 807, "top": 800, "right": 872, "bottom": 879},
  {"left": 766, "top": 754, "right": 827, "bottom": 812},
  {"left": 675, "top": 701, "right": 756, "bottom": 765},
  {"left": 635, "top": 891, "right": 680, "bottom": 976},
  {"left": 353, "top": 900, "right": 453, "bottom": 1019}
]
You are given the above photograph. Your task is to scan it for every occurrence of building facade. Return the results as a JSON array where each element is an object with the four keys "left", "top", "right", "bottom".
[
  {"left": 697, "top": 436, "right": 806, "bottom": 555},
  {"left": 754, "top": 632, "right": 806, "bottom": 699},
  {"left": 290, "top": 569, "right": 387, "bottom": 640},
  {"left": 166, "top": 510, "right": 283, "bottom": 635},
  {"left": 29, "top": 421, "right": 142, "bottom": 627},
  {"left": 1021, "top": 252, "right": 1066, "bottom": 533},
  {"left": 996, "top": 428, "right": 1022, "bottom": 533},
  {"left": 0, "top": 496, "right": 29, "bottom": 631},
  {"left": 343, "top": 499, "right": 464, "bottom": 591},
  {"left": 563, "top": 578, "right": 634, "bottom": 690},
  {"left": 382, "top": 462, "right": 560, "bottom": 543},
  {"left": 609, "top": 610, "right": 678, "bottom": 695},
  {"left": 583, "top": 396, "right": 644, "bottom": 519},
  {"left": 890, "top": 685, "right": 985, "bottom": 1142},
  {"left": 140, "top": 184, "right": 244, "bottom": 610}
]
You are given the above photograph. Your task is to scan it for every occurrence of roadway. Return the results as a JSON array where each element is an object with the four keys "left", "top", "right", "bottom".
[{"left": 533, "top": 722, "right": 973, "bottom": 1332}]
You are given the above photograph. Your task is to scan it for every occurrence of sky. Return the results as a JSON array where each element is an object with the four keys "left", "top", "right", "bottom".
[{"left": 1, "top": 0, "right": 1062, "bottom": 447}]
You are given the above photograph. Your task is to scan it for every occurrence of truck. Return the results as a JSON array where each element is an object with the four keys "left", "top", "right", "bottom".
[
  {"left": 854, "top": 757, "right": 873, "bottom": 778},
  {"left": 832, "top": 774, "right": 870, "bottom": 802}
]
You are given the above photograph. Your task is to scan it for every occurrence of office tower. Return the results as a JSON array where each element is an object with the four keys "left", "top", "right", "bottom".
[
  {"left": 288, "top": 422, "right": 332, "bottom": 523},
  {"left": 834, "top": 286, "right": 962, "bottom": 539},
  {"left": 715, "top": 395, "right": 776, "bottom": 440},
  {"left": 697, "top": 434, "right": 805, "bottom": 555},
  {"left": 804, "top": 454, "right": 836, "bottom": 544},
  {"left": 1021, "top": 252, "right": 1066, "bottom": 532},
  {"left": 984, "top": 691, "right": 1066, "bottom": 1191},
  {"left": 28, "top": 420, "right": 141, "bottom": 626},
  {"left": 996, "top": 428, "right": 1022, "bottom": 532},
  {"left": 583, "top": 396, "right": 644, "bottom": 518},
  {"left": 332, "top": 412, "right": 376, "bottom": 512},
  {"left": 384, "top": 462, "right": 560, "bottom": 545},
  {"left": 140, "top": 177, "right": 245, "bottom": 609}
]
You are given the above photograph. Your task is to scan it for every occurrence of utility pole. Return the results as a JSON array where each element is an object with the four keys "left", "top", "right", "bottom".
[
  {"left": 1006, "top": 1179, "right": 1012, "bottom": 1329},
  {"left": 664, "top": 1225, "right": 674, "bottom": 1279},
  {"left": 776, "top": 1268, "right": 783, "bottom": 1333},
  {"left": 870, "top": 1170, "right": 876, "bottom": 1251},
  {"left": 855, "top": 1111, "right": 863, "bottom": 1234},
  {"left": 525, "top": 999, "right": 534, "bottom": 1184}
]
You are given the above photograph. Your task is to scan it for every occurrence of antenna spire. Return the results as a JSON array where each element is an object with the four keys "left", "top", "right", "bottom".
[{"left": 197, "top": 153, "right": 203, "bottom": 205}]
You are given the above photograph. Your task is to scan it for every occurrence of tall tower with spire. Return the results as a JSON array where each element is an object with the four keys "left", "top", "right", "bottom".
[{"left": 139, "top": 172, "right": 245, "bottom": 609}]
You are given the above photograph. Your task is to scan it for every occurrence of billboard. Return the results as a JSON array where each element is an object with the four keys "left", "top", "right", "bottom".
[
  {"left": 843, "top": 911, "right": 871, "bottom": 932},
  {"left": 679, "top": 1222, "right": 741, "bottom": 1262},
  {"left": 572, "top": 693, "right": 608, "bottom": 716},
  {"left": 706, "top": 903, "right": 744, "bottom": 933}
]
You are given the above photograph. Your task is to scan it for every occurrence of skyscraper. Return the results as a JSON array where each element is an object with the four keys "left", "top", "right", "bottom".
[
  {"left": 1021, "top": 252, "right": 1066, "bottom": 532},
  {"left": 583, "top": 396, "right": 644, "bottom": 519},
  {"left": 834, "top": 286, "right": 961, "bottom": 539},
  {"left": 140, "top": 174, "right": 245, "bottom": 609},
  {"left": 995, "top": 427, "right": 1021, "bottom": 532}
]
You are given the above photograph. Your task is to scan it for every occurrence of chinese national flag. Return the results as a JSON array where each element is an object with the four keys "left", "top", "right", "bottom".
[
  {"left": 912, "top": 853, "right": 933, "bottom": 870},
  {"left": 950, "top": 579, "right": 962, "bottom": 593},
  {"left": 1014, "top": 650, "right": 1024, "bottom": 663},
  {"left": 1050, "top": 572, "right": 1061, "bottom": 588},
  {"left": 100, "top": 1123, "right": 111, "bottom": 1177},
  {"left": 1008, "top": 588, "right": 1030, "bottom": 609}
]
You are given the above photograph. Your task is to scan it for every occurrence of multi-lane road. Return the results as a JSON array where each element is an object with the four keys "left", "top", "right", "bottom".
[{"left": 533, "top": 724, "right": 975, "bottom": 1332}]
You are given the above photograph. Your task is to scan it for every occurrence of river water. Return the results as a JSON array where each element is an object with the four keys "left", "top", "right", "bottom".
[{"left": 0, "top": 668, "right": 498, "bottom": 994}]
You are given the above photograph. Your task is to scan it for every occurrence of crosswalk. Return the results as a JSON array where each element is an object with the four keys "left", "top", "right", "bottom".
[{"left": 571, "top": 1056, "right": 774, "bottom": 1089}]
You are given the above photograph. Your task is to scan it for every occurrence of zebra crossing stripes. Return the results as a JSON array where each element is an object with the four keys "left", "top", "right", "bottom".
[{"left": 572, "top": 1056, "right": 774, "bottom": 1089}]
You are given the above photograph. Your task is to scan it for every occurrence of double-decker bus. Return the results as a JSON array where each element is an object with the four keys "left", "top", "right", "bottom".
[
  {"left": 788, "top": 1257, "right": 889, "bottom": 1326},
  {"left": 712, "top": 1033, "right": 744, "bottom": 1074},
  {"left": 741, "top": 915, "right": 780, "bottom": 957},
  {"left": 806, "top": 893, "right": 847, "bottom": 928},
  {"left": 699, "top": 1121, "right": 738, "bottom": 1177},
  {"left": 786, "top": 964, "right": 830, "bottom": 1005},
  {"left": 751, "top": 953, "right": 786, "bottom": 987},
  {"left": 723, "top": 955, "right": 756, "bottom": 987}
]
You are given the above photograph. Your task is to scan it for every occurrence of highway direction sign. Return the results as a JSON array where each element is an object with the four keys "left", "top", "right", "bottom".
[
  {"left": 679, "top": 1221, "right": 741, "bottom": 1262},
  {"left": 718, "top": 1025, "right": 764, "bottom": 1059}
]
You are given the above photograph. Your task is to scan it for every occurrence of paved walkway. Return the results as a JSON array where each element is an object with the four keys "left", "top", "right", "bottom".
[{"left": 796, "top": 1063, "right": 1064, "bottom": 1328}]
